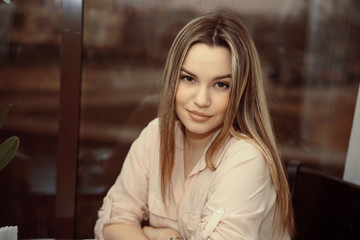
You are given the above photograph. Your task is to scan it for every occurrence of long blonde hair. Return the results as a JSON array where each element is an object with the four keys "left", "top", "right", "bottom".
[{"left": 158, "top": 11, "right": 294, "bottom": 237}]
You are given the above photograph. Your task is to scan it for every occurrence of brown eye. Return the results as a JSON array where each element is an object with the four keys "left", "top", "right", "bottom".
[
  {"left": 215, "top": 82, "right": 230, "bottom": 89},
  {"left": 181, "top": 75, "right": 195, "bottom": 83}
]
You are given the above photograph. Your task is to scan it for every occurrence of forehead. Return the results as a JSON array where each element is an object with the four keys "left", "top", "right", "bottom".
[{"left": 182, "top": 43, "right": 232, "bottom": 75}]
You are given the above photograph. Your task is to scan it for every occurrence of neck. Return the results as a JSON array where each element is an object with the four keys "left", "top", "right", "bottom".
[
  {"left": 184, "top": 131, "right": 213, "bottom": 151},
  {"left": 183, "top": 131, "right": 214, "bottom": 178}
]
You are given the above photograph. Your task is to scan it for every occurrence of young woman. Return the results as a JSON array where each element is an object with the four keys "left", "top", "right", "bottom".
[{"left": 95, "top": 11, "right": 294, "bottom": 240}]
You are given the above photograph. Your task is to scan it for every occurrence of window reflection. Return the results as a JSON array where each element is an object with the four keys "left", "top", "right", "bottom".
[
  {"left": 0, "top": 0, "right": 61, "bottom": 238},
  {"left": 0, "top": 0, "right": 358, "bottom": 238},
  {"left": 78, "top": 0, "right": 359, "bottom": 238}
]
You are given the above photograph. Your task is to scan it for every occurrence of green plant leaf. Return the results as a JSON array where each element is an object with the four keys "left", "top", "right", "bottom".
[
  {"left": 0, "top": 104, "right": 12, "bottom": 130},
  {"left": 0, "top": 136, "right": 19, "bottom": 171}
]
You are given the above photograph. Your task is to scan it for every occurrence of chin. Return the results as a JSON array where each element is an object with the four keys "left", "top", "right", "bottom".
[{"left": 184, "top": 123, "right": 222, "bottom": 137}]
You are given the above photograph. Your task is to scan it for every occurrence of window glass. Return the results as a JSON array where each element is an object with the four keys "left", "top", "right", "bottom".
[
  {"left": 1, "top": 0, "right": 357, "bottom": 238},
  {"left": 0, "top": 0, "right": 61, "bottom": 238},
  {"left": 77, "top": 0, "right": 359, "bottom": 238}
]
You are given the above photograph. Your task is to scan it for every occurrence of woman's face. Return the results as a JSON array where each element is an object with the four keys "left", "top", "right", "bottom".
[{"left": 175, "top": 43, "right": 232, "bottom": 139}]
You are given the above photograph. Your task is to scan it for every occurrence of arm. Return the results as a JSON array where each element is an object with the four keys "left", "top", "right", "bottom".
[
  {"left": 95, "top": 121, "right": 157, "bottom": 239},
  {"left": 104, "top": 224, "right": 148, "bottom": 240},
  {"left": 143, "top": 226, "right": 182, "bottom": 240},
  {"left": 103, "top": 224, "right": 182, "bottom": 240},
  {"left": 195, "top": 141, "right": 278, "bottom": 239}
]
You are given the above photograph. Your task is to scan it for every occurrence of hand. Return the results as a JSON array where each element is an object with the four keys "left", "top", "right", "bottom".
[{"left": 143, "top": 226, "right": 182, "bottom": 240}]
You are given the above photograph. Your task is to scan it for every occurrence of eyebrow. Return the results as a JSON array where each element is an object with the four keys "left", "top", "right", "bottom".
[{"left": 181, "top": 67, "right": 232, "bottom": 81}]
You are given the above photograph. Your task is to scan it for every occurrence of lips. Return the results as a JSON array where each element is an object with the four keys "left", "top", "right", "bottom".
[{"left": 187, "top": 110, "right": 212, "bottom": 122}]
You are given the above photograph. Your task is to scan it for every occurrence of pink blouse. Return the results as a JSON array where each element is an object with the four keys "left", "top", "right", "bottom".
[{"left": 95, "top": 118, "right": 290, "bottom": 240}]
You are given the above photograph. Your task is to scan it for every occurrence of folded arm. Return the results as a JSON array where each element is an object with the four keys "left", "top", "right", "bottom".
[
  {"left": 104, "top": 224, "right": 148, "bottom": 240},
  {"left": 103, "top": 223, "right": 182, "bottom": 240}
]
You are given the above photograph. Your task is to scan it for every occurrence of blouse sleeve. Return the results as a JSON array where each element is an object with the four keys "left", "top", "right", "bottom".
[
  {"left": 195, "top": 140, "right": 279, "bottom": 240},
  {"left": 94, "top": 120, "right": 158, "bottom": 239}
]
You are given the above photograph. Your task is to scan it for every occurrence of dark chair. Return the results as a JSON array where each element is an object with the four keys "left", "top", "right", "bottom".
[{"left": 286, "top": 161, "right": 360, "bottom": 240}]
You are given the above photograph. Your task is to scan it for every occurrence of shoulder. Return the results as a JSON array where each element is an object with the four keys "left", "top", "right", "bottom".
[
  {"left": 216, "top": 137, "right": 268, "bottom": 175},
  {"left": 147, "top": 117, "right": 160, "bottom": 129},
  {"left": 125, "top": 118, "right": 161, "bottom": 171},
  {"left": 226, "top": 137, "right": 263, "bottom": 157},
  {"left": 131, "top": 118, "right": 161, "bottom": 150},
  {"left": 138, "top": 118, "right": 160, "bottom": 137}
]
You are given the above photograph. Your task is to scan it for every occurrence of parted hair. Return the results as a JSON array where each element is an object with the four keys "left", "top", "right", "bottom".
[{"left": 157, "top": 11, "right": 294, "bottom": 237}]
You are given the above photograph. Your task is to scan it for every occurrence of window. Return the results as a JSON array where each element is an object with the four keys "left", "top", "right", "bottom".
[{"left": 0, "top": 0, "right": 358, "bottom": 238}]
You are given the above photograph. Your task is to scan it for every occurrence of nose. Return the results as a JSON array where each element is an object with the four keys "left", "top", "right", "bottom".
[{"left": 193, "top": 86, "right": 210, "bottom": 107}]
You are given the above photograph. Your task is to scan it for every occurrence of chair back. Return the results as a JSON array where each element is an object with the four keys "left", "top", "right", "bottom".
[{"left": 287, "top": 162, "right": 360, "bottom": 240}]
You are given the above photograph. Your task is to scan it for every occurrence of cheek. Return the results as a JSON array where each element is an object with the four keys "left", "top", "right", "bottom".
[
  {"left": 175, "top": 84, "right": 188, "bottom": 106},
  {"left": 218, "top": 95, "right": 230, "bottom": 114}
]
